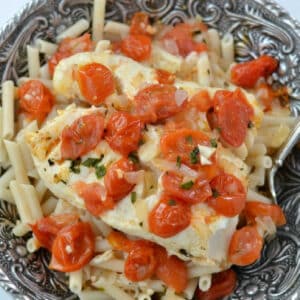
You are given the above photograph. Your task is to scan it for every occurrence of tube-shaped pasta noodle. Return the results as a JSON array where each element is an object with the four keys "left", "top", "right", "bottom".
[
  {"left": 57, "top": 19, "right": 90, "bottom": 42},
  {"left": 247, "top": 189, "right": 272, "bottom": 204},
  {"left": 256, "top": 124, "right": 290, "bottom": 148},
  {"left": 207, "top": 28, "right": 221, "bottom": 56},
  {"left": 244, "top": 129, "right": 256, "bottom": 150},
  {"left": 91, "top": 259, "right": 125, "bottom": 273},
  {"left": 26, "top": 236, "right": 40, "bottom": 253},
  {"left": 0, "top": 167, "right": 14, "bottom": 189},
  {"left": 249, "top": 167, "right": 265, "bottom": 188},
  {"left": 0, "top": 108, "right": 9, "bottom": 163},
  {"left": 95, "top": 40, "right": 111, "bottom": 53},
  {"left": 232, "top": 143, "right": 248, "bottom": 160},
  {"left": 35, "top": 39, "right": 58, "bottom": 55},
  {"left": 10, "top": 181, "right": 33, "bottom": 223},
  {"left": 95, "top": 237, "right": 112, "bottom": 252},
  {"left": 35, "top": 179, "right": 48, "bottom": 202},
  {"left": 183, "top": 278, "right": 198, "bottom": 300},
  {"left": 93, "top": 0, "right": 106, "bottom": 42},
  {"left": 27, "top": 46, "right": 40, "bottom": 78},
  {"left": 69, "top": 269, "right": 83, "bottom": 293},
  {"left": 221, "top": 33, "right": 234, "bottom": 70},
  {"left": 261, "top": 115, "right": 297, "bottom": 128},
  {"left": 104, "top": 21, "right": 129, "bottom": 40},
  {"left": 246, "top": 155, "right": 272, "bottom": 169},
  {"left": 188, "top": 264, "right": 221, "bottom": 278},
  {"left": 197, "top": 52, "right": 212, "bottom": 87},
  {"left": 2, "top": 81, "right": 15, "bottom": 140},
  {"left": 4, "top": 140, "right": 29, "bottom": 184},
  {"left": 40, "top": 64, "right": 51, "bottom": 80},
  {"left": 42, "top": 196, "right": 58, "bottom": 216},
  {"left": 0, "top": 188, "right": 15, "bottom": 204},
  {"left": 12, "top": 221, "right": 31, "bottom": 237},
  {"left": 248, "top": 143, "right": 267, "bottom": 157},
  {"left": 198, "top": 274, "right": 212, "bottom": 292},
  {"left": 93, "top": 283, "right": 134, "bottom": 300},
  {"left": 21, "top": 184, "right": 43, "bottom": 221},
  {"left": 78, "top": 290, "right": 112, "bottom": 300}
]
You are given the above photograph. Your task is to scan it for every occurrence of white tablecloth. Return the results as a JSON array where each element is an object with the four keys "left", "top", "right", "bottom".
[{"left": 0, "top": 0, "right": 299, "bottom": 299}]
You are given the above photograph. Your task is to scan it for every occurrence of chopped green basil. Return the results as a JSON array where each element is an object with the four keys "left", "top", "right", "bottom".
[
  {"left": 190, "top": 147, "right": 199, "bottom": 164},
  {"left": 168, "top": 199, "right": 176, "bottom": 206},
  {"left": 95, "top": 165, "right": 106, "bottom": 179},
  {"left": 210, "top": 138, "right": 218, "bottom": 148},
  {"left": 180, "top": 180, "right": 194, "bottom": 190},
  {"left": 176, "top": 156, "right": 182, "bottom": 168},
  {"left": 128, "top": 152, "right": 139, "bottom": 164},
  {"left": 131, "top": 192, "right": 137, "bottom": 204},
  {"left": 70, "top": 158, "right": 81, "bottom": 174},
  {"left": 212, "top": 188, "right": 220, "bottom": 198},
  {"left": 82, "top": 155, "right": 104, "bottom": 167}
]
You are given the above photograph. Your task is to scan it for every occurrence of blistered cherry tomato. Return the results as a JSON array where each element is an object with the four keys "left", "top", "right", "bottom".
[
  {"left": 73, "top": 181, "right": 114, "bottom": 216},
  {"left": 61, "top": 112, "right": 104, "bottom": 160},
  {"left": 148, "top": 194, "right": 191, "bottom": 238},
  {"left": 130, "top": 12, "right": 150, "bottom": 35},
  {"left": 75, "top": 63, "right": 115, "bottom": 105},
  {"left": 228, "top": 225, "right": 263, "bottom": 266},
  {"left": 121, "top": 34, "right": 151, "bottom": 61},
  {"left": 19, "top": 80, "right": 54, "bottom": 122},
  {"left": 244, "top": 201, "right": 286, "bottom": 226},
  {"left": 48, "top": 33, "right": 92, "bottom": 76},
  {"left": 196, "top": 269, "right": 237, "bottom": 300},
  {"left": 134, "top": 84, "right": 187, "bottom": 123},
  {"left": 213, "top": 89, "right": 254, "bottom": 147},
  {"left": 231, "top": 55, "right": 278, "bottom": 88},
  {"left": 156, "top": 69, "right": 176, "bottom": 84},
  {"left": 162, "top": 171, "right": 212, "bottom": 204},
  {"left": 105, "top": 112, "right": 143, "bottom": 156},
  {"left": 30, "top": 214, "right": 79, "bottom": 250},
  {"left": 104, "top": 158, "right": 137, "bottom": 201},
  {"left": 50, "top": 222, "right": 95, "bottom": 272},
  {"left": 206, "top": 173, "right": 246, "bottom": 217}
]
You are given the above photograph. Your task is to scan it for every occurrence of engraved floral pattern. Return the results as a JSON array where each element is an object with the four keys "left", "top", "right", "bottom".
[{"left": 0, "top": 0, "right": 300, "bottom": 299}]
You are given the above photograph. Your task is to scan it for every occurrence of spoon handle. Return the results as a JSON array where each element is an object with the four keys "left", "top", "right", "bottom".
[{"left": 274, "top": 119, "right": 300, "bottom": 167}]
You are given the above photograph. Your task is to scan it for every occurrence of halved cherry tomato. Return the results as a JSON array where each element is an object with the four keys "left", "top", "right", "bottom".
[
  {"left": 161, "top": 22, "right": 208, "bottom": 57},
  {"left": 104, "top": 158, "right": 137, "bottom": 201},
  {"left": 18, "top": 80, "right": 54, "bottom": 122},
  {"left": 121, "top": 34, "right": 151, "bottom": 61},
  {"left": 160, "top": 128, "right": 210, "bottom": 167},
  {"left": 75, "top": 63, "right": 115, "bottom": 105},
  {"left": 213, "top": 89, "right": 254, "bottom": 147},
  {"left": 50, "top": 222, "right": 95, "bottom": 272},
  {"left": 244, "top": 201, "right": 286, "bottom": 226},
  {"left": 206, "top": 173, "right": 246, "bottom": 217},
  {"left": 155, "top": 247, "right": 188, "bottom": 293},
  {"left": 105, "top": 112, "right": 143, "bottom": 156},
  {"left": 61, "top": 112, "right": 104, "bottom": 160},
  {"left": 124, "top": 243, "right": 157, "bottom": 281},
  {"left": 48, "top": 33, "right": 93, "bottom": 76},
  {"left": 196, "top": 269, "right": 237, "bottom": 300},
  {"left": 256, "top": 82, "right": 274, "bottom": 111},
  {"left": 156, "top": 69, "right": 176, "bottom": 84},
  {"left": 148, "top": 194, "right": 191, "bottom": 238},
  {"left": 73, "top": 181, "right": 115, "bottom": 216},
  {"left": 107, "top": 230, "right": 134, "bottom": 252},
  {"left": 228, "top": 225, "right": 263, "bottom": 266},
  {"left": 130, "top": 12, "right": 150, "bottom": 35},
  {"left": 30, "top": 214, "right": 79, "bottom": 250},
  {"left": 162, "top": 171, "right": 212, "bottom": 204},
  {"left": 134, "top": 84, "right": 187, "bottom": 123},
  {"left": 188, "top": 90, "right": 213, "bottom": 112},
  {"left": 231, "top": 55, "right": 278, "bottom": 88}
]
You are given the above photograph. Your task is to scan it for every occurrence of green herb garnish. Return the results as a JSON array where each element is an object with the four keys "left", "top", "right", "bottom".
[
  {"left": 128, "top": 152, "right": 139, "bottom": 164},
  {"left": 210, "top": 139, "right": 218, "bottom": 148},
  {"left": 70, "top": 158, "right": 81, "bottom": 174},
  {"left": 168, "top": 199, "right": 177, "bottom": 206},
  {"left": 180, "top": 180, "right": 194, "bottom": 190},
  {"left": 212, "top": 188, "right": 220, "bottom": 198},
  {"left": 190, "top": 147, "right": 199, "bottom": 164},
  {"left": 131, "top": 192, "right": 137, "bottom": 204},
  {"left": 185, "top": 135, "right": 193, "bottom": 144},
  {"left": 95, "top": 165, "right": 106, "bottom": 179},
  {"left": 82, "top": 155, "right": 104, "bottom": 167},
  {"left": 176, "top": 156, "right": 182, "bottom": 168},
  {"left": 216, "top": 127, "right": 222, "bottom": 133}
]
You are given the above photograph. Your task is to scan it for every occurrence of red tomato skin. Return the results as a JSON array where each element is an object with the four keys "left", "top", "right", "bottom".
[
  {"left": 196, "top": 269, "right": 237, "bottom": 300},
  {"left": 121, "top": 34, "right": 152, "bottom": 61},
  {"left": 189, "top": 90, "right": 213, "bottom": 112},
  {"left": 48, "top": 33, "right": 93, "bottom": 76},
  {"left": 75, "top": 63, "right": 115, "bottom": 105},
  {"left": 105, "top": 112, "right": 143, "bottom": 156},
  {"left": 207, "top": 173, "right": 246, "bottom": 217},
  {"left": 50, "top": 222, "right": 95, "bottom": 272},
  {"left": 61, "top": 112, "right": 105, "bottom": 160},
  {"left": 162, "top": 171, "right": 212, "bottom": 204},
  {"left": 231, "top": 55, "right": 278, "bottom": 88},
  {"left": 156, "top": 69, "right": 176, "bottom": 84},
  {"left": 244, "top": 201, "right": 286, "bottom": 226},
  {"left": 155, "top": 247, "right": 188, "bottom": 293},
  {"left": 104, "top": 158, "right": 137, "bottom": 201},
  {"left": 19, "top": 80, "right": 55, "bottom": 122},
  {"left": 228, "top": 226, "right": 263, "bottom": 266},
  {"left": 162, "top": 22, "right": 208, "bottom": 57},
  {"left": 130, "top": 12, "right": 150, "bottom": 35},
  {"left": 213, "top": 89, "right": 254, "bottom": 147},
  {"left": 30, "top": 214, "right": 79, "bottom": 250},
  {"left": 124, "top": 244, "right": 157, "bottom": 282},
  {"left": 148, "top": 195, "right": 191, "bottom": 238},
  {"left": 134, "top": 84, "right": 187, "bottom": 123},
  {"left": 73, "top": 181, "right": 115, "bottom": 216},
  {"left": 107, "top": 230, "right": 135, "bottom": 252},
  {"left": 160, "top": 128, "right": 210, "bottom": 167}
]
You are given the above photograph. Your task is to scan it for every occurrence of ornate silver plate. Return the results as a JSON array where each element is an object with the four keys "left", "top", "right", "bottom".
[{"left": 0, "top": 0, "right": 300, "bottom": 299}]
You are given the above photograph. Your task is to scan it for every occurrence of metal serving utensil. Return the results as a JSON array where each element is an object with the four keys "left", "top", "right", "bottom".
[{"left": 268, "top": 119, "right": 300, "bottom": 204}]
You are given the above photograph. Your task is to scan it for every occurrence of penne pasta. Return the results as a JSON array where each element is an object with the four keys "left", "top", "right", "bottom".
[
  {"left": 246, "top": 155, "right": 272, "bottom": 169},
  {"left": 40, "top": 63, "right": 51, "bottom": 79},
  {"left": 0, "top": 188, "right": 15, "bottom": 204},
  {"left": 57, "top": 19, "right": 90, "bottom": 42},
  {"left": 26, "top": 236, "right": 40, "bottom": 253},
  {"left": 183, "top": 279, "right": 198, "bottom": 300},
  {"left": 21, "top": 184, "right": 43, "bottom": 221},
  {"left": 207, "top": 28, "right": 221, "bottom": 56},
  {"left": 95, "top": 40, "right": 111, "bottom": 53},
  {"left": 2, "top": 81, "right": 15, "bottom": 140},
  {"left": 103, "top": 21, "right": 129, "bottom": 41},
  {"left": 41, "top": 196, "right": 58, "bottom": 216},
  {"left": 93, "top": 0, "right": 106, "bottom": 42},
  {"left": 35, "top": 179, "right": 48, "bottom": 202},
  {"left": 247, "top": 189, "right": 272, "bottom": 204},
  {"left": 0, "top": 167, "right": 15, "bottom": 189},
  {"left": 12, "top": 221, "right": 31, "bottom": 237},
  {"left": 198, "top": 274, "right": 212, "bottom": 292},
  {"left": 69, "top": 269, "right": 83, "bottom": 293},
  {"left": 27, "top": 46, "right": 40, "bottom": 78},
  {"left": 197, "top": 52, "right": 212, "bottom": 87},
  {"left": 78, "top": 290, "right": 112, "bottom": 300},
  {"left": 221, "top": 33, "right": 234, "bottom": 70},
  {"left": 35, "top": 39, "right": 58, "bottom": 55}
]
